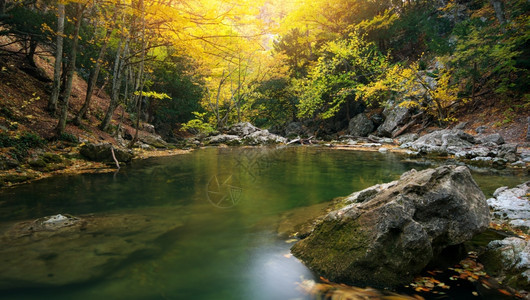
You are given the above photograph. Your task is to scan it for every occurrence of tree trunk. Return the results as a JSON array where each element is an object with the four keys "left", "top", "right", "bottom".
[
  {"left": 74, "top": 26, "right": 112, "bottom": 125},
  {"left": 99, "top": 38, "right": 128, "bottom": 131},
  {"left": 489, "top": 0, "right": 506, "bottom": 25},
  {"left": 0, "top": 0, "right": 6, "bottom": 15},
  {"left": 48, "top": 2, "right": 65, "bottom": 114},
  {"left": 26, "top": 38, "right": 38, "bottom": 67},
  {"left": 56, "top": 3, "right": 85, "bottom": 136}
]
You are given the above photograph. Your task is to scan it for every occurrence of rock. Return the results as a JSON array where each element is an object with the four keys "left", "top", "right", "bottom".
[
  {"left": 243, "top": 130, "right": 287, "bottom": 145},
  {"left": 285, "top": 122, "right": 305, "bottom": 137},
  {"left": 487, "top": 182, "right": 530, "bottom": 232},
  {"left": 228, "top": 122, "right": 260, "bottom": 137},
  {"left": 378, "top": 147, "right": 388, "bottom": 153},
  {"left": 498, "top": 144, "right": 518, "bottom": 162},
  {"left": 454, "top": 122, "right": 468, "bottom": 130},
  {"left": 480, "top": 133, "right": 505, "bottom": 145},
  {"left": 396, "top": 133, "right": 419, "bottom": 145},
  {"left": 291, "top": 166, "right": 490, "bottom": 287},
  {"left": 138, "top": 133, "right": 168, "bottom": 148},
  {"left": 205, "top": 134, "right": 241, "bottom": 145},
  {"left": 511, "top": 161, "right": 526, "bottom": 168},
  {"left": 408, "top": 129, "right": 470, "bottom": 154},
  {"left": 368, "top": 135, "right": 394, "bottom": 144},
  {"left": 481, "top": 237, "right": 530, "bottom": 291},
  {"left": 527, "top": 117, "right": 530, "bottom": 142},
  {"left": 79, "top": 143, "right": 134, "bottom": 163},
  {"left": 377, "top": 106, "right": 411, "bottom": 137},
  {"left": 476, "top": 126, "right": 487, "bottom": 134},
  {"left": 141, "top": 123, "right": 156, "bottom": 134},
  {"left": 370, "top": 113, "right": 384, "bottom": 127},
  {"left": 348, "top": 114, "right": 374, "bottom": 137},
  {"left": 0, "top": 208, "right": 185, "bottom": 290}
]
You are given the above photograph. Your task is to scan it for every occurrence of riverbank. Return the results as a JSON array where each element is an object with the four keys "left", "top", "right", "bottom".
[{"left": 0, "top": 146, "right": 192, "bottom": 188}]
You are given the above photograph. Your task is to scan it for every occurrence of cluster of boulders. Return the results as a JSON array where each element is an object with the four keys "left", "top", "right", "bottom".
[
  {"left": 202, "top": 122, "right": 287, "bottom": 146},
  {"left": 398, "top": 128, "right": 525, "bottom": 168},
  {"left": 482, "top": 182, "right": 530, "bottom": 292}
]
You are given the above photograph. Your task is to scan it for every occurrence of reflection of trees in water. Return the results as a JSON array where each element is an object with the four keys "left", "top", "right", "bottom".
[{"left": 234, "top": 147, "right": 284, "bottom": 181}]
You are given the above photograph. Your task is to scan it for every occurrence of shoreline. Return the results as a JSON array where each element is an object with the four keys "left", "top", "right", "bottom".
[{"left": 1, "top": 142, "right": 527, "bottom": 189}]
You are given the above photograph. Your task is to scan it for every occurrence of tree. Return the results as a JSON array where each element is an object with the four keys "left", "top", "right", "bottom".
[
  {"left": 48, "top": 1, "right": 65, "bottom": 114},
  {"left": 56, "top": 0, "right": 90, "bottom": 136}
]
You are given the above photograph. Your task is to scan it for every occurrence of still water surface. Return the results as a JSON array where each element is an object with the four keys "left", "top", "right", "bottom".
[{"left": 0, "top": 147, "right": 527, "bottom": 299}]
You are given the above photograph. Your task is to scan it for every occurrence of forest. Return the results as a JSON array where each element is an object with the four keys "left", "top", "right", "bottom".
[
  {"left": 0, "top": 0, "right": 527, "bottom": 144},
  {"left": 0, "top": 1, "right": 529, "bottom": 299}
]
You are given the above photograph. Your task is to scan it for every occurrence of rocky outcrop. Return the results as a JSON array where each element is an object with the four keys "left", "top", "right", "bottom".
[
  {"left": 291, "top": 165, "right": 490, "bottom": 287},
  {"left": 377, "top": 106, "right": 411, "bottom": 137},
  {"left": 0, "top": 207, "right": 186, "bottom": 289},
  {"left": 348, "top": 114, "right": 374, "bottom": 137},
  {"left": 206, "top": 122, "right": 287, "bottom": 146},
  {"left": 487, "top": 182, "right": 530, "bottom": 232},
  {"left": 79, "top": 143, "right": 134, "bottom": 163}
]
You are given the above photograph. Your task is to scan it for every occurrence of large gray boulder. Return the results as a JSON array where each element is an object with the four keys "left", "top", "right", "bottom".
[
  {"left": 291, "top": 165, "right": 490, "bottom": 287},
  {"left": 377, "top": 106, "right": 411, "bottom": 137},
  {"left": 79, "top": 143, "right": 134, "bottom": 163},
  {"left": 348, "top": 114, "right": 374, "bottom": 137}
]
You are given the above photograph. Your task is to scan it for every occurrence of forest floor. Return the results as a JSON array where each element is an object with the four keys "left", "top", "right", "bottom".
[{"left": 0, "top": 42, "right": 528, "bottom": 188}]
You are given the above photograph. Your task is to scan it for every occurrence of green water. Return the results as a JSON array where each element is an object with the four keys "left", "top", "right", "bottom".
[{"left": 0, "top": 147, "right": 527, "bottom": 299}]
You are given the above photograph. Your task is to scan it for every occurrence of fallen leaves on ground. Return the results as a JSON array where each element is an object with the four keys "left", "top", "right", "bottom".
[{"left": 298, "top": 277, "right": 424, "bottom": 300}]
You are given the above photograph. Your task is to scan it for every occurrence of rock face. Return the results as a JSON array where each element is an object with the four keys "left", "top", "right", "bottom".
[
  {"left": 487, "top": 182, "right": 530, "bottom": 232},
  {"left": 482, "top": 237, "right": 530, "bottom": 291},
  {"left": 377, "top": 106, "right": 411, "bottom": 137},
  {"left": 0, "top": 208, "right": 185, "bottom": 290},
  {"left": 348, "top": 114, "right": 374, "bottom": 137},
  {"left": 291, "top": 165, "right": 490, "bottom": 287},
  {"left": 80, "top": 143, "right": 134, "bottom": 163}
]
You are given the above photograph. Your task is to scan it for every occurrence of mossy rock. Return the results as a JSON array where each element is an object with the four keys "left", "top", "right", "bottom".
[
  {"left": 42, "top": 153, "right": 63, "bottom": 163},
  {"left": 0, "top": 173, "right": 38, "bottom": 184},
  {"left": 28, "top": 158, "right": 47, "bottom": 169}
]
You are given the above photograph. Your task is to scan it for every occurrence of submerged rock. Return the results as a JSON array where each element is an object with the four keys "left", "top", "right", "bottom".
[
  {"left": 0, "top": 207, "right": 185, "bottom": 290},
  {"left": 291, "top": 165, "right": 490, "bottom": 287}
]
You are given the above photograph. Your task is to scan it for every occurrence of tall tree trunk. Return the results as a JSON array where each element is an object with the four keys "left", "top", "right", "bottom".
[
  {"left": 489, "top": 0, "right": 506, "bottom": 25},
  {"left": 56, "top": 3, "right": 85, "bottom": 136},
  {"left": 129, "top": 0, "right": 146, "bottom": 148},
  {"left": 74, "top": 26, "right": 112, "bottom": 125},
  {"left": 0, "top": 0, "right": 6, "bottom": 15},
  {"left": 48, "top": 2, "right": 65, "bottom": 114},
  {"left": 100, "top": 38, "right": 128, "bottom": 131}
]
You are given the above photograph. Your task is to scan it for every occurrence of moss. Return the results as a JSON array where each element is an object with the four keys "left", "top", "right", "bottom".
[
  {"left": 291, "top": 218, "right": 372, "bottom": 283},
  {"left": 42, "top": 153, "right": 63, "bottom": 163},
  {"left": 28, "top": 158, "right": 47, "bottom": 169}
]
